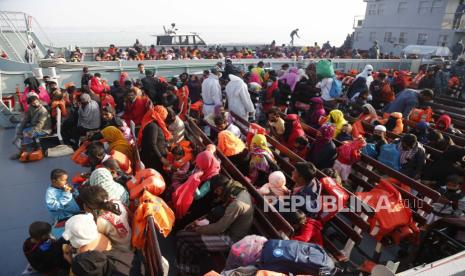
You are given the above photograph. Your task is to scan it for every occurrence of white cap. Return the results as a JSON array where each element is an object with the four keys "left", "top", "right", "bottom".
[
  {"left": 374, "top": 125, "right": 387, "bottom": 132},
  {"left": 62, "top": 214, "right": 98, "bottom": 248}
]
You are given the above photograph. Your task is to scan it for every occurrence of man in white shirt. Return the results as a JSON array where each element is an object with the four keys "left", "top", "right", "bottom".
[
  {"left": 225, "top": 71, "right": 255, "bottom": 121},
  {"left": 201, "top": 68, "right": 223, "bottom": 117}
]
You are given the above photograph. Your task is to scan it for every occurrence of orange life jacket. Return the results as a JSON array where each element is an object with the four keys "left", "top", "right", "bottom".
[
  {"left": 131, "top": 190, "right": 175, "bottom": 249},
  {"left": 409, "top": 107, "right": 433, "bottom": 123},
  {"left": 126, "top": 169, "right": 166, "bottom": 200}
]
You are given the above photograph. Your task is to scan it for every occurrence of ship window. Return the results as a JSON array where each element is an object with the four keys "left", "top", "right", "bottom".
[
  {"left": 397, "top": 2, "right": 408, "bottom": 14},
  {"left": 368, "top": 4, "right": 377, "bottom": 15},
  {"left": 417, "top": 33, "right": 428, "bottom": 45},
  {"left": 384, "top": 32, "right": 393, "bottom": 43},
  {"left": 377, "top": 3, "right": 385, "bottom": 15},
  {"left": 355, "top": 31, "right": 363, "bottom": 42},
  {"left": 369, "top": 32, "right": 377, "bottom": 42},
  {"left": 437, "top": 34, "right": 448, "bottom": 46},
  {"left": 418, "top": 1, "right": 431, "bottom": 14},
  {"left": 399, "top": 32, "right": 408, "bottom": 44},
  {"left": 431, "top": 0, "right": 443, "bottom": 13}
]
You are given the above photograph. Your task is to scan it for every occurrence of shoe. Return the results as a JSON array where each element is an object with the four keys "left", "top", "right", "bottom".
[{"left": 10, "top": 153, "right": 21, "bottom": 160}]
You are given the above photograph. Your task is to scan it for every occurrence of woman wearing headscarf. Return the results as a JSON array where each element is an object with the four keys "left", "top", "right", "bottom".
[
  {"left": 249, "top": 134, "right": 277, "bottom": 186},
  {"left": 358, "top": 104, "right": 378, "bottom": 123},
  {"left": 172, "top": 146, "right": 221, "bottom": 222},
  {"left": 217, "top": 130, "right": 249, "bottom": 173},
  {"left": 347, "top": 64, "right": 373, "bottom": 99},
  {"left": 89, "top": 168, "right": 129, "bottom": 206},
  {"left": 435, "top": 114, "right": 462, "bottom": 135},
  {"left": 100, "top": 126, "right": 133, "bottom": 160},
  {"left": 382, "top": 112, "right": 404, "bottom": 135},
  {"left": 165, "top": 107, "right": 185, "bottom": 144},
  {"left": 308, "top": 124, "right": 337, "bottom": 169},
  {"left": 78, "top": 93, "right": 101, "bottom": 131},
  {"left": 20, "top": 77, "right": 51, "bottom": 112},
  {"left": 138, "top": 105, "right": 172, "bottom": 175},
  {"left": 327, "top": 110, "right": 347, "bottom": 138},
  {"left": 279, "top": 67, "right": 299, "bottom": 92},
  {"left": 283, "top": 114, "right": 305, "bottom": 151},
  {"left": 204, "top": 104, "right": 233, "bottom": 127},
  {"left": 304, "top": 97, "right": 326, "bottom": 129}
]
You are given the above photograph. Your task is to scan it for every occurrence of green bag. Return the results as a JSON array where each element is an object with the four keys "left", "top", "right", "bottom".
[{"left": 316, "top": 60, "right": 335, "bottom": 80}]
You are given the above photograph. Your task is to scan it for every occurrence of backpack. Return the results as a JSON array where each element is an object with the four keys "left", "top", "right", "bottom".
[
  {"left": 19, "top": 149, "right": 44, "bottom": 162},
  {"left": 362, "top": 143, "right": 378, "bottom": 158},
  {"left": 260, "top": 240, "right": 336, "bottom": 275},
  {"left": 377, "top": 143, "right": 400, "bottom": 171},
  {"left": 329, "top": 77, "right": 342, "bottom": 98}
]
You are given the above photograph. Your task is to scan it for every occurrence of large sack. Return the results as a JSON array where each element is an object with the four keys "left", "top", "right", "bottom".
[
  {"left": 260, "top": 239, "right": 336, "bottom": 275},
  {"left": 316, "top": 60, "right": 335, "bottom": 79},
  {"left": 225, "top": 235, "right": 268, "bottom": 270},
  {"left": 46, "top": 145, "right": 74, "bottom": 157}
]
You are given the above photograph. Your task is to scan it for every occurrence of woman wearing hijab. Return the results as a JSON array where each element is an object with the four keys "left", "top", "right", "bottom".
[
  {"left": 308, "top": 124, "right": 337, "bottom": 169},
  {"left": 172, "top": 146, "right": 221, "bottom": 223},
  {"left": 78, "top": 93, "right": 101, "bottom": 131},
  {"left": 358, "top": 104, "right": 378, "bottom": 123},
  {"left": 20, "top": 77, "right": 51, "bottom": 112},
  {"left": 280, "top": 67, "right": 299, "bottom": 92},
  {"left": 138, "top": 105, "right": 172, "bottom": 175},
  {"left": 89, "top": 168, "right": 129, "bottom": 206},
  {"left": 283, "top": 114, "right": 305, "bottom": 151},
  {"left": 327, "top": 110, "right": 347, "bottom": 138},
  {"left": 435, "top": 114, "right": 462, "bottom": 135},
  {"left": 249, "top": 134, "right": 277, "bottom": 186},
  {"left": 347, "top": 64, "right": 373, "bottom": 99},
  {"left": 100, "top": 105, "right": 133, "bottom": 143},
  {"left": 304, "top": 97, "right": 326, "bottom": 129},
  {"left": 217, "top": 130, "right": 249, "bottom": 173},
  {"left": 165, "top": 107, "right": 185, "bottom": 144},
  {"left": 100, "top": 126, "right": 133, "bottom": 160}
]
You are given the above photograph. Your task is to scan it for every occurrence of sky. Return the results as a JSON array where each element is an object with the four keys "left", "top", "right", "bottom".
[{"left": 1, "top": 0, "right": 367, "bottom": 47}]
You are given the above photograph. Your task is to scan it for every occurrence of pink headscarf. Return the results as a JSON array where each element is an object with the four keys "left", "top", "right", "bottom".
[
  {"left": 258, "top": 171, "right": 289, "bottom": 197},
  {"left": 280, "top": 67, "right": 299, "bottom": 92}
]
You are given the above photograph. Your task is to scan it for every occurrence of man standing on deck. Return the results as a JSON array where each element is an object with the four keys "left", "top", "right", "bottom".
[
  {"left": 201, "top": 68, "right": 222, "bottom": 117},
  {"left": 225, "top": 70, "right": 255, "bottom": 121},
  {"left": 137, "top": 63, "right": 145, "bottom": 80},
  {"left": 290, "top": 28, "right": 300, "bottom": 46},
  {"left": 454, "top": 0, "right": 465, "bottom": 29}
]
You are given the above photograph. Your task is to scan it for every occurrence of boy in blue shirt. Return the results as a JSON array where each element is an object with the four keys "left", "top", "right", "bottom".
[{"left": 45, "top": 169, "right": 80, "bottom": 229}]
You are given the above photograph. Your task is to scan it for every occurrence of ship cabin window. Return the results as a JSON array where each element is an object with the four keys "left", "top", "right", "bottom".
[
  {"left": 399, "top": 32, "right": 408, "bottom": 44},
  {"left": 368, "top": 4, "right": 377, "bottom": 15},
  {"left": 417, "top": 33, "right": 428, "bottom": 45},
  {"left": 369, "top": 32, "right": 377, "bottom": 42},
  {"left": 398, "top": 2, "right": 408, "bottom": 14},
  {"left": 437, "top": 34, "right": 448, "bottom": 46},
  {"left": 384, "top": 32, "right": 393, "bottom": 43},
  {"left": 377, "top": 3, "right": 385, "bottom": 15},
  {"left": 418, "top": 1, "right": 431, "bottom": 14},
  {"left": 355, "top": 31, "right": 363, "bottom": 42},
  {"left": 431, "top": 0, "right": 443, "bottom": 13}
]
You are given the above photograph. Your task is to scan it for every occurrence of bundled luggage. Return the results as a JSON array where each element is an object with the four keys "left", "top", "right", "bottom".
[{"left": 316, "top": 60, "right": 335, "bottom": 80}]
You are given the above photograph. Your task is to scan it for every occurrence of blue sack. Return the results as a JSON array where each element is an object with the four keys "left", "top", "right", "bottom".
[
  {"left": 329, "top": 78, "right": 342, "bottom": 98},
  {"left": 377, "top": 143, "right": 400, "bottom": 171},
  {"left": 260, "top": 239, "right": 336, "bottom": 275},
  {"left": 362, "top": 143, "right": 378, "bottom": 158}
]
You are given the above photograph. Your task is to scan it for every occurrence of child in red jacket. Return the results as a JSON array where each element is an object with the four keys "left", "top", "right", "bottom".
[{"left": 333, "top": 136, "right": 366, "bottom": 183}]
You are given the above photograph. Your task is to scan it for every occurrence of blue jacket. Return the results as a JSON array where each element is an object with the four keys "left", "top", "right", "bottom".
[
  {"left": 383, "top": 89, "right": 419, "bottom": 118},
  {"left": 45, "top": 187, "right": 80, "bottom": 222}
]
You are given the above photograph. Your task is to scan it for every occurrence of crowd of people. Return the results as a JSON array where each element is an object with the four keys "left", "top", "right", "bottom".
[{"left": 14, "top": 55, "right": 465, "bottom": 275}]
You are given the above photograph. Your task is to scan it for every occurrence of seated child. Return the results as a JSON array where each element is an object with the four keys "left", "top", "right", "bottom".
[
  {"left": 50, "top": 89, "right": 69, "bottom": 120},
  {"left": 336, "top": 123, "right": 354, "bottom": 142},
  {"left": 164, "top": 141, "right": 193, "bottom": 189},
  {"left": 23, "top": 221, "right": 69, "bottom": 274},
  {"left": 321, "top": 168, "right": 343, "bottom": 186},
  {"left": 333, "top": 137, "right": 366, "bottom": 183},
  {"left": 285, "top": 210, "right": 323, "bottom": 246},
  {"left": 102, "top": 159, "right": 131, "bottom": 187},
  {"left": 45, "top": 169, "right": 81, "bottom": 237},
  {"left": 294, "top": 136, "right": 310, "bottom": 160},
  {"left": 267, "top": 107, "right": 285, "bottom": 138}
]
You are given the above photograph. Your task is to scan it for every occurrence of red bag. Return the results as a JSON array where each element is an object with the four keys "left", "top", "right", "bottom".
[
  {"left": 71, "top": 141, "right": 90, "bottom": 166},
  {"left": 19, "top": 149, "right": 44, "bottom": 162},
  {"left": 319, "top": 177, "right": 349, "bottom": 223},
  {"left": 409, "top": 107, "right": 433, "bottom": 123}
]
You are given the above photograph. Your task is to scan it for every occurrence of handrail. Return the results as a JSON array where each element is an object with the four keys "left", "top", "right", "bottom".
[
  {"left": 0, "top": 11, "right": 32, "bottom": 61},
  {"left": 144, "top": 216, "right": 165, "bottom": 276}
]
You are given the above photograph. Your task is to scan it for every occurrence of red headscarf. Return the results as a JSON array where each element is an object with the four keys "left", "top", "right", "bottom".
[
  {"left": 138, "top": 105, "right": 172, "bottom": 147},
  {"left": 436, "top": 114, "right": 452, "bottom": 131},
  {"left": 285, "top": 114, "right": 305, "bottom": 150},
  {"left": 172, "top": 147, "right": 221, "bottom": 218}
]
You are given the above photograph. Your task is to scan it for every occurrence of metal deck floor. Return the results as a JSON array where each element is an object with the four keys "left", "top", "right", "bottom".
[{"left": 0, "top": 128, "right": 81, "bottom": 276}]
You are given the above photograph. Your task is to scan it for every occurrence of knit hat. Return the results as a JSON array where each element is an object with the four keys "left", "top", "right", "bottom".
[
  {"left": 62, "top": 214, "right": 98, "bottom": 248},
  {"left": 374, "top": 125, "right": 387, "bottom": 132}
]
